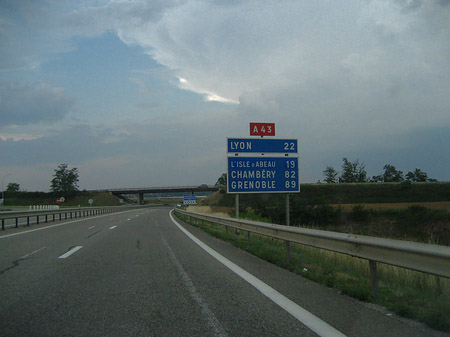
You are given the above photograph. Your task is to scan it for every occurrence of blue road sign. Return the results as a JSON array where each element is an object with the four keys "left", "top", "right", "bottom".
[
  {"left": 227, "top": 157, "right": 299, "bottom": 193},
  {"left": 183, "top": 195, "right": 197, "bottom": 205},
  {"left": 227, "top": 138, "right": 298, "bottom": 153}
]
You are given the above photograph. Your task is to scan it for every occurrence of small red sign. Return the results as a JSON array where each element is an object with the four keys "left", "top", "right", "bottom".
[
  {"left": 56, "top": 198, "right": 62, "bottom": 204},
  {"left": 250, "top": 122, "right": 275, "bottom": 136}
]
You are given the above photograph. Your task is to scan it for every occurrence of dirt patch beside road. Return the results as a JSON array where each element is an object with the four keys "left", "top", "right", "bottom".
[{"left": 186, "top": 205, "right": 231, "bottom": 218}]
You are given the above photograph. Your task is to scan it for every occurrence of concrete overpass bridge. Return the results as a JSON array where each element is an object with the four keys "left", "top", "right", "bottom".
[{"left": 108, "top": 185, "right": 219, "bottom": 204}]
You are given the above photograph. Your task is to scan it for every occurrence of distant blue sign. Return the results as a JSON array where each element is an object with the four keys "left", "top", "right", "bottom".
[
  {"left": 183, "top": 195, "right": 197, "bottom": 205},
  {"left": 227, "top": 157, "right": 299, "bottom": 193},
  {"left": 227, "top": 138, "right": 298, "bottom": 154}
]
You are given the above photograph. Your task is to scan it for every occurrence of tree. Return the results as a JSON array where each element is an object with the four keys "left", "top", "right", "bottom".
[
  {"left": 406, "top": 168, "right": 428, "bottom": 182},
  {"left": 323, "top": 166, "right": 339, "bottom": 183},
  {"left": 6, "top": 182, "right": 20, "bottom": 192},
  {"left": 382, "top": 164, "right": 404, "bottom": 182},
  {"left": 370, "top": 175, "right": 383, "bottom": 183},
  {"left": 50, "top": 163, "right": 79, "bottom": 194},
  {"left": 215, "top": 173, "right": 227, "bottom": 187},
  {"left": 339, "top": 158, "right": 367, "bottom": 183}
]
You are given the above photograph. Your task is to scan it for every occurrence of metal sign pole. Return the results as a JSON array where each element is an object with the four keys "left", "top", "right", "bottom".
[
  {"left": 235, "top": 194, "right": 240, "bottom": 234},
  {"left": 235, "top": 194, "right": 239, "bottom": 219},
  {"left": 286, "top": 193, "right": 290, "bottom": 226}
]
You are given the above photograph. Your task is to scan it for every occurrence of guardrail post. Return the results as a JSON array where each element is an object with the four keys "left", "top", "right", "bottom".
[
  {"left": 45, "top": 214, "right": 48, "bottom": 223},
  {"left": 27, "top": 216, "right": 30, "bottom": 226},
  {"left": 37, "top": 216, "right": 40, "bottom": 225},
  {"left": 369, "top": 260, "right": 378, "bottom": 298},
  {"left": 1, "top": 219, "right": 4, "bottom": 230},
  {"left": 247, "top": 231, "right": 251, "bottom": 246},
  {"left": 15, "top": 218, "right": 19, "bottom": 228},
  {"left": 286, "top": 241, "right": 291, "bottom": 264}
]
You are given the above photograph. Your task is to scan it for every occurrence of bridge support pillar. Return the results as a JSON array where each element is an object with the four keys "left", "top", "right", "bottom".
[{"left": 138, "top": 193, "right": 144, "bottom": 205}]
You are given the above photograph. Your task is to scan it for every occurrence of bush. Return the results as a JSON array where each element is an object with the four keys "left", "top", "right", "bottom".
[
  {"left": 394, "top": 206, "right": 450, "bottom": 241},
  {"left": 350, "top": 204, "right": 371, "bottom": 222}
]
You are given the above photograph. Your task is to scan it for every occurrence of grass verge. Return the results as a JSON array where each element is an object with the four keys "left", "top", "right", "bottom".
[{"left": 175, "top": 212, "right": 450, "bottom": 332}]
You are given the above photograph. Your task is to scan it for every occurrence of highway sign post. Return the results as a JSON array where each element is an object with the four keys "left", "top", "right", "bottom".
[
  {"left": 227, "top": 138, "right": 298, "bottom": 154},
  {"left": 227, "top": 157, "right": 299, "bottom": 193},
  {"left": 250, "top": 122, "right": 275, "bottom": 136},
  {"left": 227, "top": 122, "right": 299, "bottom": 226},
  {"left": 183, "top": 195, "right": 197, "bottom": 205}
]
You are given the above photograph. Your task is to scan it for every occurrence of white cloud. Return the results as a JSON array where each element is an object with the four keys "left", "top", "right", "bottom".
[{"left": 61, "top": 0, "right": 449, "bottom": 128}]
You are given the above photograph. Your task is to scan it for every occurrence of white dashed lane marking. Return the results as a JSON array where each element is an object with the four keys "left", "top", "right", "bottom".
[{"left": 58, "top": 246, "right": 83, "bottom": 259}]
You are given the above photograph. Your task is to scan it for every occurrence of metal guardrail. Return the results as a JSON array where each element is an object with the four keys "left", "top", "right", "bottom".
[
  {"left": 0, "top": 205, "right": 146, "bottom": 231},
  {"left": 174, "top": 208, "right": 450, "bottom": 297}
]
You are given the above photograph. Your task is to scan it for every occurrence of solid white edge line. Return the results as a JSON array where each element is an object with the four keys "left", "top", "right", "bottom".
[
  {"left": 0, "top": 209, "right": 140, "bottom": 239},
  {"left": 169, "top": 210, "right": 346, "bottom": 337},
  {"left": 58, "top": 246, "right": 83, "bottom": 259}
]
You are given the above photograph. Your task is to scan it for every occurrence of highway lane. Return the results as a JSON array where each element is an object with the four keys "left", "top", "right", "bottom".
[{"left": 0, "top": 207, "right": 446, "bottom": 336}]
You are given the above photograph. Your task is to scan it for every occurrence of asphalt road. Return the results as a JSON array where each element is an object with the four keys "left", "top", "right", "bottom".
[{"left": 0, "top": 207, "right": 446, "bottom": 337}]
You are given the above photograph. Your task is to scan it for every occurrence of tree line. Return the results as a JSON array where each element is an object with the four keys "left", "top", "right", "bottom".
[{"left": 323, "top": 158, "right": 436, "bottom": 184}]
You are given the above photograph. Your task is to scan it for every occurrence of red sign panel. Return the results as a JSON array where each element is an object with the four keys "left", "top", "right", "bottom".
[{"left": 250, "top": 122, "right": 275, "bottom": 136}]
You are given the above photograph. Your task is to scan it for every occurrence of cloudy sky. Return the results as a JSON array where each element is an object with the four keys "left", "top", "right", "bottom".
[{"left": 1, "top": 0, "right": 449, "bottom": 192}]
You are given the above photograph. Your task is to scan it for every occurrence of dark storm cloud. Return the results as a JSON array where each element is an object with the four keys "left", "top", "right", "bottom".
[{"left": 0, "top": 83, "right": 74, "bottom": 127}]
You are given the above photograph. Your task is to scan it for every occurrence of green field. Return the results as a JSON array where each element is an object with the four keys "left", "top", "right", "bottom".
[
  {"left": 207, "top": 182, "right": 450, "bottom": 207},
  {"left": 1, "top": 191, "right": 121, "bottom": 208},
  {"left": 202, "top": 182, "right": 450, "bottom": 245}
]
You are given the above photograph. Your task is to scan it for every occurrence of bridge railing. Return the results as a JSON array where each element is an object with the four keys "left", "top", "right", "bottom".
[
  {"left": 107, "top": 185, "right": 218, "bottom": 192},
  {"left": 173, "top": 208, "right": 450, "bottom": 297}
]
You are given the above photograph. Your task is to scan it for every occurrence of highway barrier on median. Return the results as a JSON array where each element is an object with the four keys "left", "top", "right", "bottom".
[
  {"left": 174, "top": 208, "right": 450, "bottom": 297},
  {"left": 0, "top": 205, "right": 148, "bottom": 231}
]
